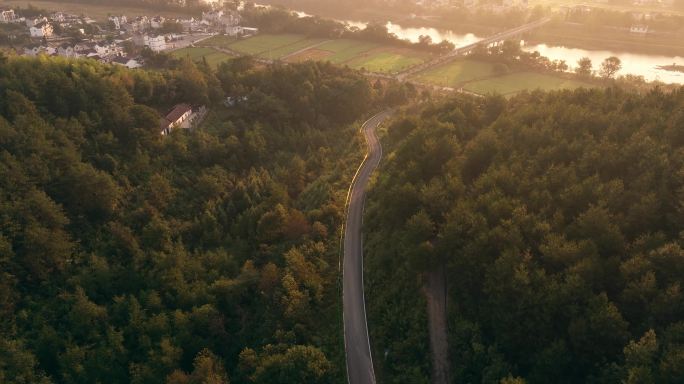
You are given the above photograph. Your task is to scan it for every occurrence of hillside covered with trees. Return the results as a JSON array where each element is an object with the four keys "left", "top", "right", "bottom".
[
  {"left": 0, "top": 53, "right": 406, "bottom": 383},
  {"left": 365, "top": 88, "right": 684, "bottom": 383}
]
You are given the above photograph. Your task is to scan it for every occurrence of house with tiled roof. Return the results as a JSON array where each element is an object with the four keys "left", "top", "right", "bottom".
[
  {"left": 160, "top": 104, "right": 193, "bottom": 135},
  {"left": 30, "top": 22, "right": 53, "bottom": 38},
  {"left": 112, "top": 56, "right": 143, "bottom": 69},
  {"left": 0, "top": 9, "right": 16, "bottom": 23}
]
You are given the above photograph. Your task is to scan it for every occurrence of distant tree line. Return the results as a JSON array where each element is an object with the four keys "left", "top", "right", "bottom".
[{"left": 564, "top": 7, "right": 684, "bottom": 32}]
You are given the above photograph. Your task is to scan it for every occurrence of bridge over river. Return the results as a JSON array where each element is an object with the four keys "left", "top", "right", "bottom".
[{"left": 397, "top": 17, "right": 552, "bottom": 80}]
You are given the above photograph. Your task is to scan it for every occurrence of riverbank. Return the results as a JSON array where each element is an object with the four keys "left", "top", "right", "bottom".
[
  {"left": 257, "top": 0, "right": 501, "bottom": 36},
  {"left": 261, "top": 1, "right": 684, "bottom": 66},
  {"left": 658, "top": 64, "right": 684, "bottom": 73},
  {"left": 529, "top": 0, "right": 684, "bottom": 17},
  {"left": 527, "top": 22, "right": 684, "bottom": 57}
]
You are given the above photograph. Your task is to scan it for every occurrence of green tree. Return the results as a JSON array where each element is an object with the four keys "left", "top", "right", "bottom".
[
  {"left": 575, "top": 56, "right": 593, "bottom": 76},
  {"left": 600, "top": 56, "right": 622, "bottom": 79},
  {"left": 167, "top": 349, "right": 229, "bottom": 384},
  {"left": 246, "top": 345, "right": 332, "bottom": 384}
]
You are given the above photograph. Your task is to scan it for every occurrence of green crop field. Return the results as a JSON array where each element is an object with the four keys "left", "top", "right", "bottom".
[
  {"left": 259, "top": 37, "right": 327, "bottom": 60},
  {"left": 348, "top": 50, "right": 430, "bottom": 74},
  {"left": 201, "top": 52, "right": 234, "bottom": 68},
  {"left": 199, "top": 35, "right": 237, "bottom": 49},
  {"left": 314, "top": 39, "right": 379, "bottom": 63},
  {"left": 171, "top": 47, "right": 233, "bottom": 68},
  {"left": 413, "top": 60, "right": 496, "bottom": 87},
  {"left": 200, "top": 34, "right": 428, "bottom": 72},
  {"left": 227, "top": 34, "right": 308, "bottom": 56},
  {"left": 463, "top": 72, "right": 593, "bottom": 95}
]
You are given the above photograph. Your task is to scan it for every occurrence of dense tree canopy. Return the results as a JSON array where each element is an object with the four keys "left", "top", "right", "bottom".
[
  {"left": 0, "top": 55, "right": 400, "bottom": 383},
  {"left": 365, "top": 87, "right": 684, "bottom": 383}
]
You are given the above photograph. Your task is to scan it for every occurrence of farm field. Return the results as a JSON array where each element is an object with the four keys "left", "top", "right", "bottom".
[
  {"left": 171, "top": 47, "right": 233, "bottom": 68},
  {"left": 463, "top": 72, "right": 593, "bottom": 95},
  {"left": 413, "top": 60, "right": 496, "bottom": 87},
  {"left": 226, "top": 34, "right": 314, "bottom": 57},
  {"left": 311, "top": 39, "right": 379, "bottom": 63},
  {"left": 199, "top": 35, "right": 236, "bottom": 49},
  {"left": 260, "top": 37, "right": 328, "bottom": 60},
  {"left": 285, "top": 48, "right": 333, "bottom": 63},
  {"left": 202, "top": 34, "right": 327, "bottom": 59},
  {"left": 347, "top": 49, "right": 431, "bottom": 74},
  {"left": 218, "top": 34, "right": 430, "bottom": 74}
]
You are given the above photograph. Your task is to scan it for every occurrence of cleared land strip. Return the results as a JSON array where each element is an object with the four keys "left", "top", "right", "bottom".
[{"left": 280, "top": 39, "right": 334, "bottom": 60}]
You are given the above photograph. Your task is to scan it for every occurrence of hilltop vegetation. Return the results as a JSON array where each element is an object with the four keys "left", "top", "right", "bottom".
[
  {"left": 0, "top": 53, "right": 415, "bottom": 383},
  {"left": 366, "top": 88, "right": 684, "bottom": 383}
]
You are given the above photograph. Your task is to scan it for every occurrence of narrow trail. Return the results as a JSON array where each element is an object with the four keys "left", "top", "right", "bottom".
[
  {"left": 343, "top": 111, "right": 393, "bottom": 384},
  {"left": 424, "top": 268, "right": 450, "bottom": 384},
  {"left": 280, "top": 39, "right": 333, "bottom": 61}
]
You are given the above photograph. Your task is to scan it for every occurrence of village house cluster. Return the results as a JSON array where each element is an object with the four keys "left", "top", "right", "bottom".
[
  {"left": 0, "top": 6, "right": 258, "bottom": 69},
  {"left": 390, "top": 0, "right": 530, "bottom": 12},
  {"left": 0, "top": 5, "right": 256, "bottom": 136}
]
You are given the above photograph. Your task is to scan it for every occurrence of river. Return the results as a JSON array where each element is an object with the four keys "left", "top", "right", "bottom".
[{"left": 264, "top": 4, "right": 684, "bottom": 84}]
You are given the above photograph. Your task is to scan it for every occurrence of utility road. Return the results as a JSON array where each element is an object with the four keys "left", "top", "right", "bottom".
[{"left": 343, "top": 111, "right": 392, "bottom": 384}]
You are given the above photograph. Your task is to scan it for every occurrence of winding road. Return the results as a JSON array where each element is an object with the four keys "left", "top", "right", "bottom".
[{"left": 343, "top": 110, "right": 393, "bottom": 384}]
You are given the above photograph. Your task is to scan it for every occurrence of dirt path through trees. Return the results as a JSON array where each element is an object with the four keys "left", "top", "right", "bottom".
[{"left": 424, "top": 268, "right": 449, "bottom": 384}]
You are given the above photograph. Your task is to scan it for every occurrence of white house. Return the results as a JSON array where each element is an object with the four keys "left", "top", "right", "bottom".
[
  {"left": 160, "top": 103, "right": 193, "bottom": 135},
  {"left": 242, "top": 27, "right": 259, "bottom": 36},
  {"left": 179, "top": 18, "right": 195, "bottom": 32},
  {"left": 26, "top": 17, "right": 48, "bottom": 28},
  {"left": 132, "top": 34, "right": 166, "bottom": 51},
  {"left": 94, "top": 42, "right": 123, "bottom": 57},
  {"left": 112, "top": 56, "right": 142, "bottom": 69},
  {"left": 30, "top": 22, "right": 54, "bottom": 38},
  {"left": 0, "top": 9, "right": 16, "bottom": 23},
  {"left": 226, "top": 25, "right": 243, "bottom": 36},
  {"left": 94, "top": 43, "right": 109, "bottom": 56},
  {"left": 24, "top": 45, "right": 46, "bottom": 56},
  {"left": 147, "top": 35, "right": 166, "bottom": 52},
  {"left": 630, "top": 25, "right": 649, "bottom": 34},
  {"left": 50, "top": 12, "right": 66, "bottom": 22},
  {"left": 84, "top": 50, "right": 100, "bottom": 58}
]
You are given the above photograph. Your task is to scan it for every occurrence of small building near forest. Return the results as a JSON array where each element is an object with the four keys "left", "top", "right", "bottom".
[{"left": 160, "top": 104, "right": 193, "bottom": 135}]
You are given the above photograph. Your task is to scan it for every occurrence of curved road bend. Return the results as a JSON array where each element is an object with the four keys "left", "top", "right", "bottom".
[{"left": 344, "top": 110, "right": 393, "bottom": 384}]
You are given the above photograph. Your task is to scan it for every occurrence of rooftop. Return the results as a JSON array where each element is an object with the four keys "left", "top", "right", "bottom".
[{"left": 164, "top": 103, "right": 192, "bottom": 124}]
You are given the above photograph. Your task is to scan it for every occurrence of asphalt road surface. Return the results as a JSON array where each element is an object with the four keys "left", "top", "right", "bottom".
[{"left": 343, "top": 110, "right": 392, "bottom": 384}]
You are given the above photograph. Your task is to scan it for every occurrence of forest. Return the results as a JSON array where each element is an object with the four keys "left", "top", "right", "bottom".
[
  {"left": 0, "top": 53, "right": 413, "bottom": 383},
  {"left": 365, "top": 88, "right": 684, "bottom": 383}
]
